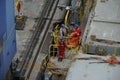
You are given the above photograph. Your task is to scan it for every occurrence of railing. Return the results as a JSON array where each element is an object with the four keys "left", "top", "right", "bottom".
[
  {"left": 49, "top": 44, "right": 58, "bottom": 58},
  {"left": 49, "top": 35, "right": 82, "bottom": 58}
]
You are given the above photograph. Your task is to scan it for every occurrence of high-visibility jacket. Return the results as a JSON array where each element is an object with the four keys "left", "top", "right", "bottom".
[
  {"left": 73, "top": 27, "right": 81, "bottom": 44},
  {"left": 68, "top": 32, "right": 78, "bottom": 48}
]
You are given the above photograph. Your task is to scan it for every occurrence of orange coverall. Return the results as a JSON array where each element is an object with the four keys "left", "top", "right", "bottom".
[
  {"left": 68, "top": 32, "right": 78, "bottom": 48},
  {"left": 73, "top": 27, "right": 81, "bottom": 44}
]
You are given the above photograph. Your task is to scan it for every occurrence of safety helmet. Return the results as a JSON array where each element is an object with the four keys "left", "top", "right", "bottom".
[
  {"left": 74, "top": 24, "right": 79, "bottom": 28},
  {"left": 60, "top": 24, "right": 64, "bottom": 27},
  {"left": 59, "top": 37, "right": 63, "bottom": 40}
]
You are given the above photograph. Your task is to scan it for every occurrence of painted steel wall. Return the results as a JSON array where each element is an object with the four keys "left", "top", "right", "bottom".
[
  {"left": 0, "top": 0, "right": 6, "bottom": 39},
  {"left": 0, "top": 0, "right": 16, "bottom": 80}
]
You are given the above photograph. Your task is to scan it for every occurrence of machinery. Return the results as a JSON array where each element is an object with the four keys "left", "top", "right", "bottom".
[
  {"left": 15, "top": 1, "right": 26, "bottom": 30},
  {"left": 15, "top": 15, "right": 26, "bottom": 30}
]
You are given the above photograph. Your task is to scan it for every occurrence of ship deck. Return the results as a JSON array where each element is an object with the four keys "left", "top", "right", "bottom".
[{"left": 66, "top": 53, "right": 120, "bottom": 80}]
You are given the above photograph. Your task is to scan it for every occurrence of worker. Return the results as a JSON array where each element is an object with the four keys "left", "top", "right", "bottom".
[
  {"left": 73, "top": 24, "right": 81, "bottom": 45},
  {"left": 59, "top": 24, "right": 68, "bottom": 37},
  {"left": 73, "top": 24, "right": 81, "bottom": 35},
  {"left": 58, "top": 37, "right": 67, "bottom": 61},
  {"left": 68, "top": 31, "right": 78, "bottom": 48}
]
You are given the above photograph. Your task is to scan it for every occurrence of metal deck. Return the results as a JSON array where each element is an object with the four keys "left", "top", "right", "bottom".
[
  {"left": 66, "top": 53, "right": 120, "bottom": 80},
  {"left": 86, "top": 0, "right": 120, "bottom": 45},
  {"left": 81, "top": 0, "right": 120, "bottom": 55},
  {"left": 66, "top": 0, "right": 120, "bottom": 80}
]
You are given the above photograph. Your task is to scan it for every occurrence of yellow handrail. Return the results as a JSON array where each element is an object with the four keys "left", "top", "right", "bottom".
[
  {"left": 54, "top": 24, "right": 59, "bottom": 33},
  {"left": 84, "top": 43, "right": 88, "bottom": 53},
  {"left": 49, "top": 44, "right": 58, "bottom": 58}
]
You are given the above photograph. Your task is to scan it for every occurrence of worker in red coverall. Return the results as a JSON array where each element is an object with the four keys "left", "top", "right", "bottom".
[
  {"left": 73, "top": 24, "right": 81, "bottom": 45},
  {"left": 58, "top": 37, "right": 67, "bottom": 61}
]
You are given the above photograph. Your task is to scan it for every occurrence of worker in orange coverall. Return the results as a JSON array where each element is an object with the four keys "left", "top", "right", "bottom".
[
  {"left": 58, "top": 37, "right": 67, "bottom": 61},
  {"left": 73, "top": 24, "right": 81, "bottom": 45},
  {"left": 68, "top": 32, "right": 78, "bottom": 48}
]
